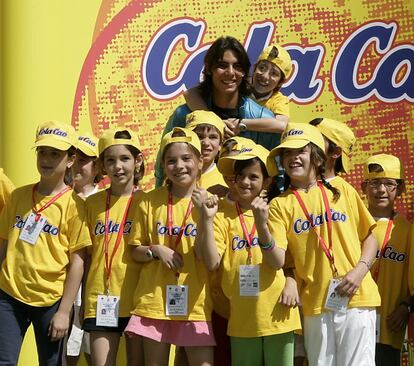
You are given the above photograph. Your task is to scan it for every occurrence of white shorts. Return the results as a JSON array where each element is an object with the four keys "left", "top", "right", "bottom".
[{"left": 304, "top": 308, "right": 376, "bottom": 366}]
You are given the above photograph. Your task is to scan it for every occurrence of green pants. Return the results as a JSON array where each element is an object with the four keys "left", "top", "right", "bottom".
[{"left": 231, "top": 331, "right": 294, "bottom": 366}]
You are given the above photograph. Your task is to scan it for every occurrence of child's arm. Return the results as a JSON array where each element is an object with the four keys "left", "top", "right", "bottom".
[
  {"left": 49, "top": 247, "right": 87, "bottom": 341},
  {"left": 183, "top": 87, "right": 209, "bottom": 111},
  {"left": 132, "top": 244, "right": 184, "bottom": 271},
  {"left": 251, "top": 196, "right": 285, "bottom": 269},
  {"left": 335, "top": 232, "right": 378, "bottom": 297},
  {"left": 194, "top": 190, "right": 221, "bottom": 271},
  {"left": 192, "top": 188, "right": 220, "bottom": 263},
  {"left": 233, "top": 115, "right": 288, "bottom": 134},
  {"left": 0, "top": 239, "right": 8, "bottom": 266},
  {"left": 279, "top": 267, "right": 301, "bottom": 307},
  {"left": 386, "top": 295, "right": 411, "bottom": 332}
]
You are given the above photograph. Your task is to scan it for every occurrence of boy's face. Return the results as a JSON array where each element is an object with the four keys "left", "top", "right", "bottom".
[
  {"left": 362, "top": 178, "right": 402, "bottom": 212},
  {"left": 252, "top": 60, "right": 283, "bottom": 96},
  {"left": 194, "top": 126, "right": 222, "bottom": 168}
]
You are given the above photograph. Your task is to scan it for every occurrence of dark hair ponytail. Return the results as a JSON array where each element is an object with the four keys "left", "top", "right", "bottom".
[{"left": 312, "top": 144, "right": 340, "bottom": 202}]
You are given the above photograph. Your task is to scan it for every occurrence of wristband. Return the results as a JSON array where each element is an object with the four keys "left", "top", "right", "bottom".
[
  {"left": 146, "top": 246, "right": 159, "bottom": 260},
  {"left": 358, "top": 259, "right": 371, "bottom": 271},
  {"left": 238, "top": 118, "right": 247, "bottom": 132},
  {"left": 258, "top": 238, "right": 275, "bottom": 251},
  {"left": 150, "top": 246, "right": 159, "bottom": 260},
  {"left": 399, "top": 301, "right": 411, "bottom": 312}
]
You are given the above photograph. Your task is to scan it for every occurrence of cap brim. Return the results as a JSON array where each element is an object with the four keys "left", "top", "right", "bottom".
[
  {"left": 341, "top": 154, "right": 352, "bottom": 173},
  {"left": 270, "top": 139, "right": 309, "bottom": 157},
  {"left": 217, "top": 154, "right": 256, "bottom": 176},
  {"left": 34, "top": 140, "right": 72, "bottom": 151}
]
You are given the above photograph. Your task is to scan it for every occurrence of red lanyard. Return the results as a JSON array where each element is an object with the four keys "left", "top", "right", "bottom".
[
  {"left": 167, "top": 190, "right": 194, "bottom": 251},
  {"left": 32, "top": 184, "right": 72, "bottom": 221},
  {"left": 235, "top": 202, "right": 256, "bottom": 264},
  {"left": 372, "top": 214, "right": 394, "bottom": 282},
  {"left": 104, "top": 188, "right": 134, "bottom": 291},
  {"left": 292, "top": 182, "right": 338, "bottom": 277}
]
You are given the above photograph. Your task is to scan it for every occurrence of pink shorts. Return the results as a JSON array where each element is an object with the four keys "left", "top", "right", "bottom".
[{"left": 125, "top": 315, "right": 216, "bottom": 347}]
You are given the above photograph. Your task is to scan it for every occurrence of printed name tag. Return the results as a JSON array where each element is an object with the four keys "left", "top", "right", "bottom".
[
  {"left": 166, "top": 285, "right": 188, "bottom": 316},
  {"left": 239, "top": 265, "right": 260, "bottom": 297},
  {"left": 96, "top": 295, "right": 120, "bottom": 327},
  {"left": 19, "top": 213, "right": 47, "bottom": 245},
  {"left": 324, "top": 278, "right": 349, "bottom": 313},
  {"left": 376, "top": 313, "right": 381, "bottom": 343}
]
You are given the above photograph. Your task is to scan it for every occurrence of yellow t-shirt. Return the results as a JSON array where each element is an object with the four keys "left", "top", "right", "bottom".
[
  {"left": 199, "top": 164, "right": 227, "bottom": 192},
  {"left": 209, "top": 196, "right": 233, "bottom": 319},
  {"left": 254, "top": 91, "right": 290, "bottom": 117},
  {"left": 214, "top": 200, "right": 301, "bottom": 337},
  {"left": 129, "top": 186, "right": 212, "bottom": 321},
  {"left": 0, "top": 168, "right": 14, "bottom": 214},
  {"left": 84, "top": 189, "right": 144, "bottom": 319},
  {"left": 268, "top": 184, "right": 381, "bottom": 316},
  {"left": 371, "top": 215, "right": 412, "bottom": 349},
  {"left": 0, "top": 184, "right": 91, "bottom": 306}
]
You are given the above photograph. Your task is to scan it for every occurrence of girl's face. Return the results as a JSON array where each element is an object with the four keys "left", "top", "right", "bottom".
[
  {"left": 194, "top": 126, "right": 222, "bottom": 168},
  {"left": 211, "top": 50, "right": 244, "bottom": 96},
  {"left": 163, "top": 143, "right": 202, "bottom": 188},
  {"left": 235, "top": 160, "right": 268, "bottom": 203},
  {"left": 102, "top": 145, "right": 139, "bottom": 187},
  {"left": 37, "top": 146, "right": 74, "bottom": 181},
  {"left": 71, "top": 151, "right": 98, "bottom": 189},
  {"left": 252, "top": 60, "right": 283, "bottom": 96},
  {"left": 282, "top": 145, "right": 317, "bottom": 186}
]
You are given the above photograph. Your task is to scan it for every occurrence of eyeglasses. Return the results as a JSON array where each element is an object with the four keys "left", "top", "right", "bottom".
[{"left": 367, "top": 180, "right": 399, "bottom": 191}]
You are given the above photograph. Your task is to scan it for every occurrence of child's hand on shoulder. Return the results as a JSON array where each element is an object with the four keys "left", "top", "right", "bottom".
[{"left": 48, "top": 310, "right": 70, "bottom": 341}]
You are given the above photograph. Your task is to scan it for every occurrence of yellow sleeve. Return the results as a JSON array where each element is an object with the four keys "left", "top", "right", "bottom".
[
  {"left": 213, "top": 211, "right": 228, "bottom": 257},
  {"left": 265, "top": 92, "right": 290, "bottom": 117},
  {"left": 0, "top": 169, "right": 15, "bottom": 215},
  {"left": 68, "top": 195, "right": 92, "bottom": 253},
  {"left": 347, "top": 187, "right": 376, "bottom": 241},
  {"left": 128, "top": 196, "right": 150, "bottom": 247},
  {"left": 268, "top": 198, "right": 289, "bottom": 250},
  {"left": 408, "top": 224, "right": 414, "bottom": 295}
]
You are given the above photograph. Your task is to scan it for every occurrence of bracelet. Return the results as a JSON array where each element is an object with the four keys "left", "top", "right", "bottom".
[
  {"left": 258, "top": 239, "right": 275, "bottom": 251},
  {"left": 149, "top": 245, "right": 159, "bottom": 260},
  {"left": 358, "top": 260, "right": 371, "bottom": 271}
]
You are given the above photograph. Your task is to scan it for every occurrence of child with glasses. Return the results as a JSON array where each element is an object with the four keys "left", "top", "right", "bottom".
[{"left": 361, "top": 153, "right": 413, "bottom": 366}]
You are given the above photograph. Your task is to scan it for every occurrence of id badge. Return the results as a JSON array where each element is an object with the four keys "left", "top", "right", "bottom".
[
  {"left": 19, "top": 213, "right": 47, "bottom": 245},
  {"left": 96, "top": 294, "right": 120, "bottom": 327},
  {"left": 375, "top": 313, "right": 381, "bottom": 343},
  {"left": 324, "top": 278, "right": 349, "bottom": 313},
  {"left": 239, "top": 265, "right": 260, "bottom": 297},
  {"left": 166, "top": 285, "right": 188, "bottom": 316}
]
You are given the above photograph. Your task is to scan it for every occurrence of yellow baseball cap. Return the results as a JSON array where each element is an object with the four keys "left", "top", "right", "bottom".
[
  {"left": 98, "top": 127, "right": 140, "bottom": 155},
  {"left": 363, "top": 154, "right": 404, "bottom": 180},
  {"left": 256, "top": 44, "right": 292, "bottom": 79},
  {"left": 269, "top": 123, "right": 325, "bottom": 158},
  {"left": 315, "top": 118, "right": 356, "bottom": 173},
  {"left": 34, "top": 121, "right": 77, "bottom": 151},
  {"left": 218, "top": 143, "right": 277, "bottom": 177},
  {"left": 77, "top": 133, "right": 98, "bottom": 157},
  {"left": 219, "top": 136, "right": 258, "bottom": 158},
  {"left": 186, "top": 110, "right": 226, "bottom": 139},
  {"left": 160, "top": 127, "right": 201, "bottom": 156}
]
